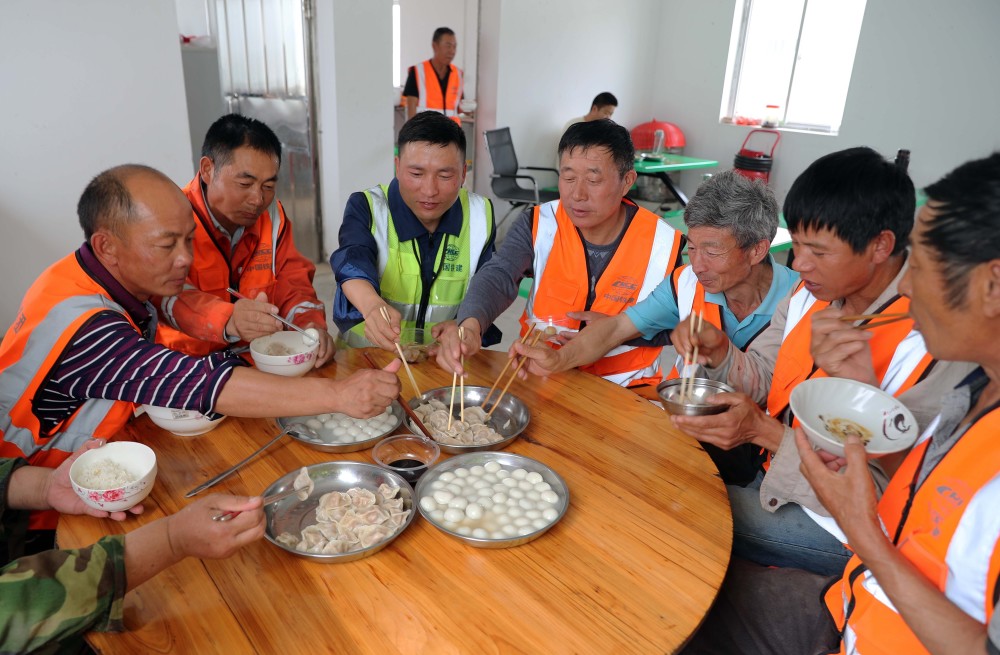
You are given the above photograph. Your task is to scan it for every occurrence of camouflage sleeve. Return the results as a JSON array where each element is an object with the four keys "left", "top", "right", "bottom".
[
  {"left": 0, "top": 534, "right": 127, "bottom": 653},
  {"left": 0, "top": 457, "right": 30, "bottom": 566}
]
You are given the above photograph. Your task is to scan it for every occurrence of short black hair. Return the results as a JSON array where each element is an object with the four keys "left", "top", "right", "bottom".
[
  {"left": 433, "top": 27, "right": 455, "bottom": 42},
  {"left": 558, "top": 119, "right": 634, "bottom": 179},
  {"left": 920, "top": 152, "right": 1000, "bottom": 306},
  {"left": 397, "top": 111, "right": 466, "bottom": 159},
  {"left": 78, "top": 164, "right": 169, "bottom": 240},
  {"left": 591, "top": 92, "right": 618, "bottom": 109},
  {"left": 784, "top": 146, "right": 914, "bottom": 256},
  {"left": 201, "top": 113, "right": 282, "bottom": 170}
]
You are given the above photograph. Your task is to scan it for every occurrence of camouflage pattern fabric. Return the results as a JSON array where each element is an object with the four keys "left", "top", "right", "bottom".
[{"left": 0, "top": 458, "right": 127, "bottom": 653}]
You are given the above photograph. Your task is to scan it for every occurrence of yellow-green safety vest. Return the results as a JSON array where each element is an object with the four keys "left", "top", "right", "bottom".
[{"left": 345, "top": 184, "right": 492, "bottom": 347}]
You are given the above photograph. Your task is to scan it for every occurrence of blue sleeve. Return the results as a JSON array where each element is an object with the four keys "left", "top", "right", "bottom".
[
  {"left": 330, "top": 192, "right": 381, "bottom": 334},
  {"left": 624, "top": 277, "right": 680, "bottom": 340}
]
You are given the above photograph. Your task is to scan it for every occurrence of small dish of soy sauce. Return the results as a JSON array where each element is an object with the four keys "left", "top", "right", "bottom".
[{"left": 372, "top": 434, "right": 441, "bottom": 484}]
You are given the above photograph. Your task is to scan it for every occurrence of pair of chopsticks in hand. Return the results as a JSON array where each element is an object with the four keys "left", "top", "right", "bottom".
[
  {"left": 838, "top": 312, "right": 910, "bottom": 330},
  {"left": 378, "top": 306, "right": 422, "bottom": 397},
  {"left": 679, "top": 311, "right": 704, "bottom": 403},
  {"left": 447, "top": 327, "right": 466, "bottom": 429},
  {"left": 481, "top": 326, "right": 552, "bottom": 419}
]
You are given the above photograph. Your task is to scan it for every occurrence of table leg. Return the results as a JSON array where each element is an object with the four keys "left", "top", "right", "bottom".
[{"left": 657, "top": 172, "right": 688, "bottom": 206}]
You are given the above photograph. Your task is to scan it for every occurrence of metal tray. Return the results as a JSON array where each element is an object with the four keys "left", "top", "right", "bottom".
[
  {"left": 277, "top": 400, "right": 404, "bottom": 453},
  {"left": 264, "top": 461, "right": 415, "bottom": 562},
  {"left": 407, "top": 386, "right": 530, "bottom": 454}
]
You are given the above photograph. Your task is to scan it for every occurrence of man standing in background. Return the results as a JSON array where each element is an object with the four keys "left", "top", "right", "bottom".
[
  {"left": 402, "top": 27, "right": 464, "bottom": 123},
  {"left": 562, "top": 92, "right": 618, "bottom": 135}
]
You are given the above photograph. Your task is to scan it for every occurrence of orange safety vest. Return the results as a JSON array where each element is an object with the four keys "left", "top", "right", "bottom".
[
  {"left": 666, "top": 265, "right": 724, "bottom": 379},
  {"left": 767, "top": 283, "right": 933, "bottom": 419},
  {"left": 414, "top": 60, "right": 462, "bottom": 124},
  {"left": 0, "top": 253, "right": 139, "bottom": 529},
  {"left": 520, "top": 199, "right": 683, "bottom": 387},
  {"left": 824, "top": 405, "right": 1000, "bottom": 654},
  {"left": 156, "top": 177, "right": 321, "bottom": 356}
]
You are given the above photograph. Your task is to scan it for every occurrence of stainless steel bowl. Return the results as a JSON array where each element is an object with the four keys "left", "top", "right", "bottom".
[
  {"left": 656, "top": 378, "right": 735, "bottom": 416},
  {"left": 264, "top": 461, "right": 415, "bottom": 563},
  {"left": 277, "top": 400, "right": 404, "bottom": 453},
  {"left": 407, "top": 386, "right": 530, "bottom": 454},
  {"left": 415, "top": 452, "right": 569, "bottom": 549}
]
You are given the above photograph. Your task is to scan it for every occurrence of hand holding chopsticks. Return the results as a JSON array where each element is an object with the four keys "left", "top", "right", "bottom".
[
  {"left": 680, "top": 310, "right": 705, "bottom": 403},
  {"left": 484, "top": 327, "right": 551, "bottom": 418},
  {"left": 378, "top": 306, "right": 423, "bottom": 398},
  {"left": 362, "top": 351, "right": 434, "bottom": 439},
  {"left": 227, "top": 288, "right": 318, "bottom": 344}
]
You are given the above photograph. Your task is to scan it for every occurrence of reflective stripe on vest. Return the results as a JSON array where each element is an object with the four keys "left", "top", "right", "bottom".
[
  {"left": 522, "top": 200, "right": 683, "bottom": 387},
  {"left": 157, "top": 176, "right": 288, "bottom": 356},
  {"left": 0, "top": 253, "right": 144, "bottom": 529},
  {"left": 824, "top": 406, "right": 1000, "bottom": 654},
  {"left": 767, "top": 284, "right": 932, "bottom": 420},
  {"left": 669, "top": 265, "right": 724, "bottom": 379},
  {"left": 345, "top": 185, "right": 492, "bottom": 347},
  {"left": 415, "top": 60, "right": 462, "bottom": 123}
]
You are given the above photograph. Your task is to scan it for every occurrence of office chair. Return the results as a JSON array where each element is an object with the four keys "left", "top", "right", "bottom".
[{"left": 483, "top": 127, "right": 559, "bottom": 229}]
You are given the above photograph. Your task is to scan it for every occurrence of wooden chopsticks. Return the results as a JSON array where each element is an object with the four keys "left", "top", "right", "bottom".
[
  {"left": 484, "top": 327, "right": 551, "bottom": 418},
  {"left": 680, "top": 310, "right": 704, "bottom": 403},
  {"left": 379, "top": 306, "right": 422, "bottom": 397},
  {"left": 447, "top": 326, "right": 467, "bottom": 429},
  {"left": 838, "top": 312, "right": 911, "bottom": 330},
  {"left": 362, "top": 351, "right": 433, "bottom": 439}
]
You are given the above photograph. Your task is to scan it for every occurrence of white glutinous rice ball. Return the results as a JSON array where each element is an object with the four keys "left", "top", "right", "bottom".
[
  {"left": 484, "top": 461, "right": 501, "bottom": 473},
  {"left": 443, "top": 508, "right": 465, "bottom": 523},
  {"left": 525, "top": 471, "right": 543, "bottom": 484},
  {"left": 419, "top": 497, "right": 437, "bottom": 512}
]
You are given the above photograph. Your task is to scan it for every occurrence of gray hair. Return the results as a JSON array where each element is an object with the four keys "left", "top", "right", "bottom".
[{"left": 683, "top": 170, "right": 779, "bottom": 249}]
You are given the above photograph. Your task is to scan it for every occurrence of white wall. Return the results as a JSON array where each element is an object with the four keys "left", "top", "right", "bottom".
[
  {"left": 399, "top": 0, "right": 477, "bottom": 98},
  {"left": 474, "top": 0, "right": 663, "bottom": 219},
  {"left": 0, "top": 1, "right": 193, "bottom": 330},
  {"left": 315, "top": 0, "right": 395, "bottom": 258},
  {"left": 651, "top": 0, "right": 1000, "bottom": 203}
]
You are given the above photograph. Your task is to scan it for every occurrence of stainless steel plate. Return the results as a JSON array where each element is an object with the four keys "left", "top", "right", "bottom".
[
  {"left": 415, "top": 452, "right": 569, "bottom": 549},
  {"left": 277, "top": 400, "right": 404, "bottom": 453},
  {"left": 407, "top": 386, "right": 530, "bottom": 454},
  {"left": 264, "top": 461, "right": 415, "bottom": 563}
]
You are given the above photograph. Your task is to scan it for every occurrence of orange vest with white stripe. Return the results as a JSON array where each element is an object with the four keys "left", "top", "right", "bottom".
[
  {"left": 824, "top": 404, "right": 1000, "bottom": 654},
  {"left": 0, "top": 253, "right": 140, "bottom": 528},
  {"left": 414, "top": 60, "right": 462, "bottom": 124},
  {"left": 767, "top": 282, "right": 933, "bottom": 420},
  {"left": 157, "top": 177, "right": 290, "bottom": 356},
  {"left": 666, "top": 265, "right": 724, "bottom": 379},
  {"left": 520, "top": 200, "right": 683, "bottom": 387}
]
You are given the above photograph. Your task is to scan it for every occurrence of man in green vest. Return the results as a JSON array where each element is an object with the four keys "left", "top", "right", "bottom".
[{"left": 331, "top": 111, "right": 498, "bottom": 350}]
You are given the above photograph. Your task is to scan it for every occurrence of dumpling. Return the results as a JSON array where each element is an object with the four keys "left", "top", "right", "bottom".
[{"left": 293, "top": 467, "right": 314, "bottom": 501}]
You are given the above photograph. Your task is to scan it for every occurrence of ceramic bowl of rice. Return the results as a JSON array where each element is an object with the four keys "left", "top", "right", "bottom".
[
  {"left": 250, "top": 331, "right": 319, "bottom": 377},
  {"left": 69, "top": 442, "right": 157, "bottom": 512}
]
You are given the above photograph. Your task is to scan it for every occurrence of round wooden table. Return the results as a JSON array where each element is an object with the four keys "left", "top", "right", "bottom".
[{"left": 59, "top": 348, "right": 731, "bottom": 654}]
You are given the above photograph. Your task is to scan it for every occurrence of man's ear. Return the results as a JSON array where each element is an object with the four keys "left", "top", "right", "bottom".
[
  {"left": 90, "top": 230, "right": 120, "bottom": 267},
  {"left": 748, "top": 239, "right": 770, "bottom": 266},
  {"left": 980, "top": 260, "right": 1000, "bottom": 318},
  {"left": 199, "top": 156, "right": 216, "bottom": 184},
  {"left": 869, "top": 230, "right": 897, "bottom": 264}
]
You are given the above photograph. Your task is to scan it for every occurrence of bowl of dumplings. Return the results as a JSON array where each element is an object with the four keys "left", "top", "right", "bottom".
[
  {"left": 407, "top": 386, "right": 530, "bottom": 454},
  {"left": 265, "top": 461, "right": 415, "bottom": 562}
]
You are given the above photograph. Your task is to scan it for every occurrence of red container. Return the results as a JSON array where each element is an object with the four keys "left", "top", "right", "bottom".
[
  {"left": 631, "top": 119, "right": 686, "bottom": 150},
  {"left": 733, "top": 129, "right": 780, "bottom": 184}
]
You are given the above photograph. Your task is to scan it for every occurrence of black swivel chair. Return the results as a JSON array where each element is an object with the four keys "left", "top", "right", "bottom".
[{"left": 484, "top": 127, "right": 559, "bottom": 229}]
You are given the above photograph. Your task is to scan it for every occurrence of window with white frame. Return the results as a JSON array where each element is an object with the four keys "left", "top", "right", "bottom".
[{"left": 721, "top": 0, "right": 867, "bottom": 134}]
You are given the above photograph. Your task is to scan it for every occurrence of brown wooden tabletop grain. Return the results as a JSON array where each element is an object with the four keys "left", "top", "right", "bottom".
[{"left": 59, "top": 347, "right": 732, "bottom": 654}]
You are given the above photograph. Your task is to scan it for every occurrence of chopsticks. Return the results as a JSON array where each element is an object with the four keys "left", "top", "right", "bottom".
[
  {"left": 212, "top": 486, "right": 300, "bottom": 522},
  {"left": 838, "top": 312, "right": 911, "bottom": 330},
  {"left": 447, "top": 326, "right": 467, "bottom": 429},
  {"left": 484, "top": 327, "right": 551, "bottom": 418},
  {"left": 362, "top": 351, "right": 434, "bottom": 439},
  {"left": 680, "top": 310, "right": 704, "bottom": 403},
  {"left": 379, "top": 306, "right": 422, "bottom": 398},
  {"left": 227, "top": 288, "right": 318, "bottom": 344}
]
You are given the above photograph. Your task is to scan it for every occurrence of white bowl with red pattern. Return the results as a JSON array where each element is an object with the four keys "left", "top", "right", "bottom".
[
  {"left": 250, "top": 331, "right": 319, "bottom": 377},
  {"left": 142, "top": 404, "right": 226, "bottom": 437},
  {"left": 69, "top": 442, "right": 157, "bottom": 512}
]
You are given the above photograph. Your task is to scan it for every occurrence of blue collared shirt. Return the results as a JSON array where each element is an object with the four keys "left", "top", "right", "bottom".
[
  {"left": 330, "top": 179, "right": 496, "bottom": 336},
  {"left": 624, "top": 256, "right": 799, "bottom": 350}
]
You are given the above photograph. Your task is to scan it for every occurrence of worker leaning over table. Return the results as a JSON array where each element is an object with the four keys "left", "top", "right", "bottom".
[
  {"left": 0, "top": 164, "right": 401, "bottom": 538},
  {"left": 435, "top": 118, "right": 685, "bottom": 389},
  {"left": 681, "top": 151, "right": 1000, "bottom": 655},
  {"left": 668, "top": 147, "right": 975, "bottom": 577},
  {"left": 511, "top": 170, "right": 798, "bottom": 485},
  {"left": 152, "top": 113, "right": 336, "bottom": 367},
  {"left": 0, "top": 443, "right": 264, "bottom": 654}
]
